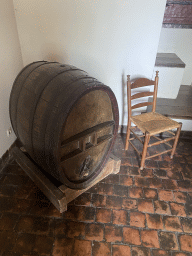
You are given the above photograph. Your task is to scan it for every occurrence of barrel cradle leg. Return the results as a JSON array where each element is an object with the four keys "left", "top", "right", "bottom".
[
  {"left": 11, "top": 147, "right": 67, "bottom": 213},
  {"left": 170, "top": 123, "right": 182, "bottom": 159},
  {"left": 140, "top": 132, "right": 150, "bottom": 170}
]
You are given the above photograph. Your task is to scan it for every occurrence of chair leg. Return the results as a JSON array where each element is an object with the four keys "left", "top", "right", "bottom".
[
  {"left": 140, "top": 132, "right": 150, "bottom": 170},
  {"left": 125, "top": 121, "right": 131, "bottom": 150},
  {"left": 170, "top": 123, "right": 182, "bottom": 159}
]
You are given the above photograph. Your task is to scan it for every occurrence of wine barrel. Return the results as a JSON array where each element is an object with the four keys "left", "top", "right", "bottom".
[{"left": 9, "top": 61, "right": 119, "bottom": 189}]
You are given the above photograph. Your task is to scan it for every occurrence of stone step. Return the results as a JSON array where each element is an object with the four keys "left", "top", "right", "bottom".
[
  {"left": 147, "top": 85, "right": 192, "bottom": 131},
  {"left": 148, "top": 85, "right": 192, "bottom": 120}
]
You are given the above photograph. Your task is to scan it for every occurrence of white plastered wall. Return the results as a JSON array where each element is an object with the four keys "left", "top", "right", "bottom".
[
  {"left": 0, "top": 0, "right": 23, "bottom": 158},
  {"left": 13, "top": 0, "right": 167, "bottom": 127},
  {"left": 158, "top": 28, "right": 192, "bottom": 85}
]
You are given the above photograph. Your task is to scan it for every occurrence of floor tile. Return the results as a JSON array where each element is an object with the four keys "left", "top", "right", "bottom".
[
  {"left": 52, "top": 237, "right": 74, "bottom": 256},
  {"left": 15, "top": 215, "right": 50, "bottom": 234},
  {"left": 96, "top": 208, "right": 112, "bottom": 223},
  {"left": 163, "top": 216, "right": 182, "bottom": 232},
  {"left": 131, "top": 246, "right": 151, "bottom": 256},
  {"left": 154, "top": 200, "right": 171, "bottom": 215},
  {"left": 129, "top": 187, "right": 143, "bottom": 199},
  {"left": 146, "top": 213, "right": 163, "bottom": 230},
  {"left": 74, "top": 193, "right": 92, "bottom": 206},
  {"left": 170, "top": 202, "right": 186, "bottom": 217},
  {"left": 158, "top": 190, "right": 174, "bottom": 202},
  {"left": 0, "top": 213, "right": 19, "bottom": 231},
  {"left": 180, "top": 217, "right": 192, "bottom": 233},
  {"left": 85, "top": 223, "right": 104, "bottom": 241},
  {"left": 0, "top": 230, "right": 17, "bottom": 253},
  {"left": 140, "top": 229, "right": 159, "bottom": 248},
  {"left": 112, "top": 244, "right": 131, "bottom": 256},
  {"left": 178, "top": 234, "right": 192, "bottom": 253},
  {"left": 105, "top": 225, "right": 122, "bottom": 243},
  {"left": 33, "top": 235, "right": 54, "bottom": 255},
  {"left": 73, "top": 239, "right": 92, "bottom": 256},
  {"left": 106, "top": 196, "right": 123, "bottom": 209},
  {"left": 137, "top": 199, "right": 154, "bottom": 213},
  {"left": 66, "top": 221, "right": 86, "bottom": 239},
  {"left": 152, "top": 249, "right": 171, "bottom": 256},
  {"left": 112, "top": 209, "right": 128, "bottom": 226},
  {"left": 13, "top": 233, "right": 36, "bottom": 254},
  {"left": 123, "top": 227, "right": 141, "bottom": 245},
  {"left": 129, "top": 211, "right": 145, "bottom": 228},
  {"left": 159, "top": 231, "right": 179, "bottom": 251},
  {"left": 173, "top": 191, "right": 188, "bottom": 204},
  {"left": 92, "top": 241, "right": 111, "bottom": 256},
  {"left": 119, "top": 175, "right": 133, "bottom": 186},
  {"left": 122, "top": 198, "right": 137, "bottom": 210},
  {"left": 113, "top": 185, "right": 128, "bottom": 197},
  {"left": 143, "top": 188, "right": 158, "bottom": 200},
  {"left": 91, "top": 194, "right": 106, "bottom": 207}
]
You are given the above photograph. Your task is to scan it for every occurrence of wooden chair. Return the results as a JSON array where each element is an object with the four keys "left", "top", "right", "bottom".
[{"left": 125, "top": 71, "right": 182, "bottom": 170}]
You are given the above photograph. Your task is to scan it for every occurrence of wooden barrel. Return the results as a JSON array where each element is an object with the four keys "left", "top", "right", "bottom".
[{"left": 9, "top": 61, "right": 119, "bottom": 189}]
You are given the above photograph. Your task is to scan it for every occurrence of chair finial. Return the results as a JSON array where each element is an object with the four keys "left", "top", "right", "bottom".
[
  {"left": 127, "top": 75, "right": 130, "bottom": 82},
  {"left": 155, "top": 71, "right": 159, "bottom": 77}
]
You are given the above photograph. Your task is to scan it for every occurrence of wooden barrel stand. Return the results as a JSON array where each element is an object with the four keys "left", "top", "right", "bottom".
[{"left": 11, "top": 146, "right": 121, "bottom": 213}]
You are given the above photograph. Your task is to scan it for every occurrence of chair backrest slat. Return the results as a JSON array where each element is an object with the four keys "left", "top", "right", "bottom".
[
  {"left": 127, "top": 71, "right": 159, "bottom": 116},
  {"left": 131, "top": 78, "right": 155, "bottom": 89},
  {"left": 131, "top": 102, "right": 153, "bottom": 110},
  {"left": 131, "top": 91, "right": 154, "bottom": 100}
]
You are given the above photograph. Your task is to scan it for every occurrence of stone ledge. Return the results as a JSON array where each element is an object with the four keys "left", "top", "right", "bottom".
[{"left": 155, "top": 53, "right": 186, "bottom": 68}]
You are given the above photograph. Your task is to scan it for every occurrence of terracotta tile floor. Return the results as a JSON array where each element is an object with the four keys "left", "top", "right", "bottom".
[{"left": 0, "top": 134, "right": 192, "bottom": 255}]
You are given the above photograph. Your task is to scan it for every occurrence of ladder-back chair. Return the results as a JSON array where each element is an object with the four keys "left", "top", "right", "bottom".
[{"left": 125, "top": 71, "right": 182, "bottom": 170}]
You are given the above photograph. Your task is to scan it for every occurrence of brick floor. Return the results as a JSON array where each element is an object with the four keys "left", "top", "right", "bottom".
[{"left": 0, "top": 134, "right": 192, "bottom": 255}]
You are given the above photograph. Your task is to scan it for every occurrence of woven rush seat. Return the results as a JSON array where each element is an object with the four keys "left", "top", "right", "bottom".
[{"left": 131, "top": 112, "right": 180, "bottom": 136}]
